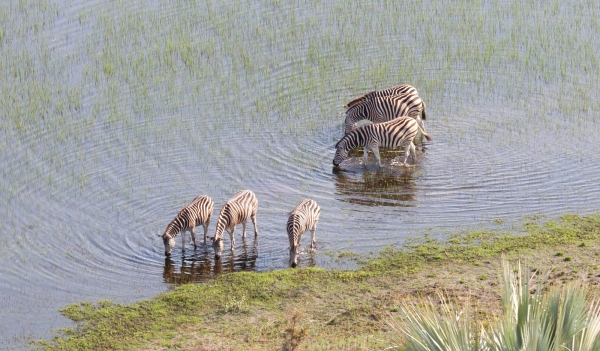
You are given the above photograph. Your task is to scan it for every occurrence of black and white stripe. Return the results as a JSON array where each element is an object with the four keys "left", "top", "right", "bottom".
[
  {"left": 211, "top": 190, "right": 258, "bottom": 259},
  {"left": 344, "top": 84, "right": 417, "bottom": 110},
  {"left": 161, "top": 195, "right": 214, "bottom": 256},
  {"left": 287, "top": 199, "right": 321, "bottom": 268},
  {"left": 333, "top": 117, "right": 432, "bottom": 168},
  {"left": 344, "top": 93, "right": 428, "bottom": 135}
]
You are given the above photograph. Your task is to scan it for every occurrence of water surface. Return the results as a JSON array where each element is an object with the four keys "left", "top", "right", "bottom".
[{"left": 1, "top": 0, "right": 600, "bottom": 348}]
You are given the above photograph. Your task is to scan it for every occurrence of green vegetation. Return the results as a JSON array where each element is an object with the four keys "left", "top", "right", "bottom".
[
  {"left": 387, "top": 260, "right": 600, "bottom": 350},
  {"left": 41, "top": 214, "right": 600, "bottom": 350}
]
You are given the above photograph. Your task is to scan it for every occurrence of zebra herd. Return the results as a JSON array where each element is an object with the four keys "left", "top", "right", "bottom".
[
  {"left": 160, "top": 190, "right": 320, "bottom": 267},
  {"left": 334, "top": 83, "right": 431, "bottom": 168},
  {"left": 160, "top": 84, "right": 429, "bottom": 267}
]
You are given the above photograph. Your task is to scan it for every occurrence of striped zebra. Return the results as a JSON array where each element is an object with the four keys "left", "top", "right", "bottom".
[
  {"left": 344, "top": 84, "right": 417, "bottom": 110},
  {"left": 160, "top": 195, "right": 214, "bottom": 257},
  {"left": 344, "top": 93, "right": 428, "bottom": 136},
  {"left": 287, "top": 199, "right": 321, "bottom": 268},
  {"left": 333, "top": 116, "right": 432, "bottom": 168},
  {"left": 211, "top": 190, "right": 258, "bottom": 260}
]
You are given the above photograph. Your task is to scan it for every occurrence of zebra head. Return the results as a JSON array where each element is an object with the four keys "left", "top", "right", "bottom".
[
  {"left": 162, "top": 234, "right": 175, "bottom": 256},
  {"left": 289, "top": 245, "right": 300, "bottom": 268},
  {"left": 333, "top": 139, "right": 349, "bottom": 167},
  {"left": 212, "top": 236, "right": 223, "bottom": 260}
]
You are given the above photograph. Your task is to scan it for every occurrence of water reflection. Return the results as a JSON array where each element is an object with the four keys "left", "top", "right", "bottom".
[
  {"left": 333, "top": 161, "right": 418, "bottom": 207},
  {"left": 162, "top": 238, "right": 258, "bottom": 284}
]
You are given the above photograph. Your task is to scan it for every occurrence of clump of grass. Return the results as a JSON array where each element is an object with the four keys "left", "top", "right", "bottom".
[
  {"left": 282, "top": 308, "right": 309, "bottom": 351},
  {"left": 220, "top": 294, "right": 248, "bottom": 314}
]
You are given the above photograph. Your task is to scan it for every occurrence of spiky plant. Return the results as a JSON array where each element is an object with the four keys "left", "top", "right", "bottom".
[
  {"left": 386, "top": 259, "right": 600, "bottom": 351},
  {"left": 386, "top": 292, "right": 486, "bottom": 351}
]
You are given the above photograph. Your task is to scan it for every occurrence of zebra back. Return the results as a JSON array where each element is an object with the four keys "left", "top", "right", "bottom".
[
  {"left": 287, "top": 199, "right": 321, "bottom": 248},
  {"left": 344, "top": 84, "right": 417, "bottom": 110},
  {"left": 214, "top": 190, "right": 258, "bottom": 240},
  {"left": 344, "top": 93, "right": 424, "bottom": 133},
  {"left": 338, "top": 117, "right": 424, "bottom": 151},
  {"left": 163, "top": 195, "right": 214, "bottom": 239}
]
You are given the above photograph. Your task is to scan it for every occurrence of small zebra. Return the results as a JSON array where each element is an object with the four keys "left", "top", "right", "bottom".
[
  {"left": 333, "top": 116, "right": 432, "bottom": 168},
  {"left": 344, "top": 93, "right": 428, "bottom": 136},
  {"left": 160, "top": 195, "right": 214, "bottom": 257},
  {"left": 211, "top": 190, "right": 258, "bottom": 260},
  {"left": 287, "top": 199, "right": 321, "bottom": 268},
  {"left": 344, "top": 84, "right": 417, "bottom": 110}
]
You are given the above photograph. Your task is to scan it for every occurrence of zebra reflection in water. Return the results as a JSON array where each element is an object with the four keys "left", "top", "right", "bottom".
[
  {"left": 162, "top": 237, "right": 257, "bottom": 284},
  {"left": 332, "top": 166, "right": 418, "bottom": 208}
]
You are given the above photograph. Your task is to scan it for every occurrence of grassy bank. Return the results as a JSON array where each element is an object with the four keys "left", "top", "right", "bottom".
[{"left": 41, "top": 214, "right": 600, "bottom": 350}]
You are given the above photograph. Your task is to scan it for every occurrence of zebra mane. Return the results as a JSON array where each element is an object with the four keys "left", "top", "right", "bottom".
[
  {"left": 345, "top": 91, "right": 377, "bottom": 110},
  {"left": 335, "top": 128, "right": 359, "bottom": 149},
  {"left": 163, "top": 222, "right": 179, "bottom": 238}
]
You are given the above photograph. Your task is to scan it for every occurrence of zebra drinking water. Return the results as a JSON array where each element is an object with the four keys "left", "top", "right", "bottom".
[
  {"left": 333, "top": 116, "right": 432, "bottom": 168},
  {"left": 344, "top": 93, "right": 428, "bottom": 135},
  {"left": 344, "top": 84, "right": 417, "bottom": 110},
  {"left": 160, "top": 195, "right": 214, "bottom": 257},
  {"left": 211, "top": 190, "right": 258, "bottom": 260},
  {"left": 287, "top": 199, "right": 321, "bottom": 268}
]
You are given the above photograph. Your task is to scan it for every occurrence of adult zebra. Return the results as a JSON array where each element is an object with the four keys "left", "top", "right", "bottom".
[
  {"left": 211, "top": 190, "right": 258, "bottom": 260},
  {"left": 333, "top": 116, "right": 432, "bottom": 168},
  {"left": 287, "top": 199, "right": 321, "bottom": 268},
  {"left": 344, "top": 84, "right": 417, "bottom": 110},
  {"left": 343, "top": 93, "right": 428, "bottom": 142},
  {"left": 160, "top": 195, "right": 214, "bottom": 256}
]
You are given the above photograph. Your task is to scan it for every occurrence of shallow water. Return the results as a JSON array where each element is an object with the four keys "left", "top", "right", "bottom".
[{"left": 1, "top": 0, "right": 600, "bottom": 348}]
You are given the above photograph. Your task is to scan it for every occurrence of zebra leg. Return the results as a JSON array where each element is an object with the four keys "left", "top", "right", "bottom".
[
  {"left": 251, "top": 214, "right": 258, "bottom": 237},
  {"left": 203, "top": 222, "right": 209, "bottom": 243},
  {"left": 410, "top": 142, "right": 417, "bottom": 164},
  {"left": 371, "top": 145, "right": 381, "bottom": 168},
  {"left": 190, "top": 227, "right": 197, "bottom": 249},
  {"left": 242, "top": 221, "right": 247, "bottom": 239},
  {"left": 228, "top": 226, "right": 236, "bottom": 251},
  {"left": 310, "top": 228, "right": 316, "bottom": 252},
  {"left": 401, "top": 141, "right": 411, "bottom": 166},
  {"left": 362, "top": 147, "right": 369, "bottom": 166},
  {"left": 181, "top": 229, "right": 186, "bottom": 252}
]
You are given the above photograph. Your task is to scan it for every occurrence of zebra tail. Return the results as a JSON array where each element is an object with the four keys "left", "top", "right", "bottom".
[
  {"left": 418, "top": 124, "right": 432, "bottom": 141},
  {"left": 421, "top": 101, "right": 427, "bottom": 121}
]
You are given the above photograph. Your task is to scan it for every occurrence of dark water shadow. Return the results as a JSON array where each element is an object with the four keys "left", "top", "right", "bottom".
[
  {"left": 332, "top": 158, "right": 419, "bottom": 207},
  {"left": 163, "top": 238, "right": 258, "bottom": 284}
]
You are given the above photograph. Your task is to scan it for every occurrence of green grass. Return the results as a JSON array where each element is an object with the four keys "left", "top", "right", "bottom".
[{"left": 40, "top": 214, "right": 600, "bottom": 350}]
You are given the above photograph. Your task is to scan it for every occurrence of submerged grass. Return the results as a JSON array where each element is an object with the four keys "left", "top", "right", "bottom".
[{"left": 41, "top": 214, "right": 600, "bottom": 350}]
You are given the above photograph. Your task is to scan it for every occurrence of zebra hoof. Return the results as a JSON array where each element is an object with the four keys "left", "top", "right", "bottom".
[{"left": 291, "top": 262, "right": 297, "bottom": 268}]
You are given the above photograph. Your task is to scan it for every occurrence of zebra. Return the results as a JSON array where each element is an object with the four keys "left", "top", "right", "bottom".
[
  {"left": 343, "top": 93, "right": 428, "bottom": 136},
  {"left": 333, "top": 116, "right": 432, "bottom": 168},
  {"left": 211, "top": 190, "right": 258, "bottom": 260},
  {"left": 344, "top": 84, "right": 417, "bottom": 110},
  {"left": 160, "top": 195, "right": 214, "bottom": 257},
  {"left": 287, "top": 199, "right": 321, "bottom": 268}
]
